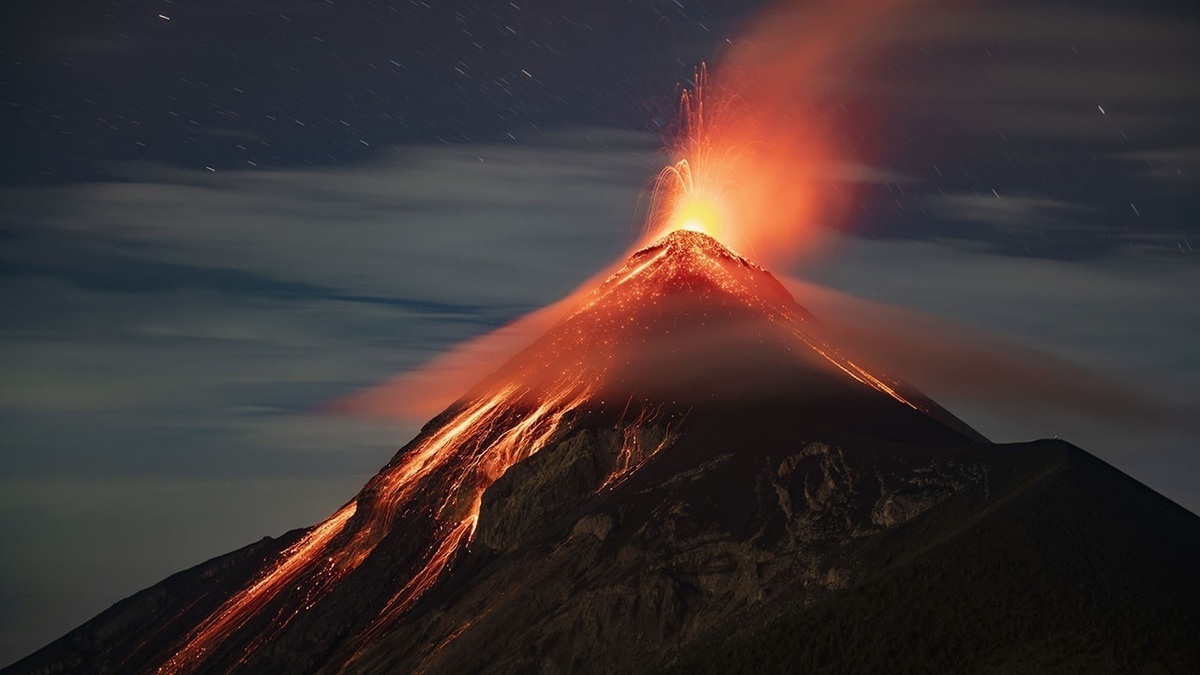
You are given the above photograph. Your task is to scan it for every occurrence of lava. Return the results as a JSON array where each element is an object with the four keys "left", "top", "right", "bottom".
[{"left": 158, "top": 382, "right": 601, "bottom": 673}]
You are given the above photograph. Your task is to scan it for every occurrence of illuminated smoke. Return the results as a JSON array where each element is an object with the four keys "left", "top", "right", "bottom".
[{"left": 342, "top": 0, "right": 934, "bottom": 422}]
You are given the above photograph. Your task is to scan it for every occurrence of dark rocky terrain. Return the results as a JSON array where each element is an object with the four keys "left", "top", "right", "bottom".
[{"left": 7, "top": 231, "right": 1198, "bottom": 674}]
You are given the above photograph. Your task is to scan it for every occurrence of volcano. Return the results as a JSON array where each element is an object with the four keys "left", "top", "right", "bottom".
[{"left": 7, "top": 231, "right": 1199, "bottom": 674}]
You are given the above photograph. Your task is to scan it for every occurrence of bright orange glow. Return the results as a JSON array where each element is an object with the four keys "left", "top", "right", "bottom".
[
  {"left": 672, "top": 189, "right": 725, "bottom": 236},
  {"left": 340, "top": 1, "right": 928, "bottom": 423},
  {"left": 643, "top": 61, "right": 831, "bottom": 263},
  {"left": 648, "top": 65, "right": 744, "bottom": 252},
  {"left": 644, "top": 0, "right": 927, "bottom": 265}
]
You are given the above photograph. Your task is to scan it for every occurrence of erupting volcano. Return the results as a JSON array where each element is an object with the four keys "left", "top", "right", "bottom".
[
  {"left": 144, "top": 228, "right": 983, "bottom": 674},
  {"left": 7, "top": 29, "right": 1199, "bottom": 675},
  {"left": 7, "top": 0, "right": 1200, "bottom": 668},
  {"left": 9, "top": 224, "right": 1200, "bottom": 674}
]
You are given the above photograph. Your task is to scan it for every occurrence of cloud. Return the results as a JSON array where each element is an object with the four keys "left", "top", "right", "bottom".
[
  {"left": 0, "top": 127, "right": 663, "bottom": 471},
  {"left": 3, "top": 128, "right": 660, "bottom": 307},
  {"left": 783, "top": 277, "right": 1172, "bottom": 429},
  {"left": 924, "top": 193, "right": 1094, "bottom": 232},
  {"left": 797, "top": 235, "right": 1200, "bottom": 508},
  {"left": 0, "top": 128, "right": 662, "bottom": 663},
  {"left": 1113, "top": 146, "right": 1200, "bottom": 186},
  {"left": 871, "top": 5, "right": 1200, "bottom": 111}
]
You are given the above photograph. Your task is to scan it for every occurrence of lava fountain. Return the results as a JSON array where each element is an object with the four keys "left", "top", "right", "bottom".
[{"left": 644, "top": 0, "right": 933, "bottom": 266}]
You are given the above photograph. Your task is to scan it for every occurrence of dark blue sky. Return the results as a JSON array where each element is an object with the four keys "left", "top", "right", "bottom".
[{"left": 1, "top": 0, "right": 1197, "bottom": 665}]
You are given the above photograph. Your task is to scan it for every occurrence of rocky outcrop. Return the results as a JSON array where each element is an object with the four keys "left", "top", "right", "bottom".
[
  {"left": 477, "top": 429, "right": 621, "bottom": 552},
  {"left": 478, "top": 424, "right": 674, "bottom": 553}
]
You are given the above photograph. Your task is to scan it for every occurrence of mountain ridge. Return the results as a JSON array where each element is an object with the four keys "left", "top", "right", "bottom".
[{"left": 5, "top": 230, "right": 1196, "bottom": 674}]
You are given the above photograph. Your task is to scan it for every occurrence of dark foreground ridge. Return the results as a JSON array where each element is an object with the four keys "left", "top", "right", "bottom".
[{"left": 7, "top": 232, "right": 1198, "bottom": 674}]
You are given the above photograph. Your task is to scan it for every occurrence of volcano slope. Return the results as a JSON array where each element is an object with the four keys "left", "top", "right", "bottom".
[{"left": 7, "top": 231, "right": 1199, "bottom": 674}]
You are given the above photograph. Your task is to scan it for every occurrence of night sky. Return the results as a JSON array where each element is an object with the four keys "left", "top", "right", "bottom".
[{"left": 2, "top": 0, "right": 1198, "bottom": 664}]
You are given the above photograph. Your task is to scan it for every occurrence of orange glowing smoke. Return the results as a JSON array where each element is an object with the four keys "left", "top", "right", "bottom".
[
  {"left": 344, "top": 0, "right": 932, "bottom": 423},
  {"left": 645, "top": 0, "right": 928, "bottom": 265}
]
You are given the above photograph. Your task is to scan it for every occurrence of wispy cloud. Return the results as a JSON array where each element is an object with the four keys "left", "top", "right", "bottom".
[
  {"left": 0, "top": 127, "right": 662, "bottom": 473},
  {"left": 0, "top": 128, "right": 661, "bottom": 661},
  {"left": 924, "top": 193, "right": 1093, "bottom": 232}
]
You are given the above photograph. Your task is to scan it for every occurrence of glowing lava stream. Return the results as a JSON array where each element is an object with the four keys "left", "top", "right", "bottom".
[
  {"left": 601, "top": 230, "right": 925, "bottom": 413},
  {"left": 157, "top": 379, "right": 604, "bottom": 674},
  {"left": 156, "top": 503, "right": 358, "bottom": 674}
]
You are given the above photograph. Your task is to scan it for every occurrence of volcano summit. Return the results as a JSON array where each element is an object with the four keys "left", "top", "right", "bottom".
[{"left": 7, "top": 231, "right": 1199, "bottom": 674}]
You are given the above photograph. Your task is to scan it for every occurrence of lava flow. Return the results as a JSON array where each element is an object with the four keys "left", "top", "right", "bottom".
[
  {"left": 158, "top": 222, "right": 940, "bottom": 673},
  {"left": 157, "top": 379, "right": 598, "bottom": 673}
]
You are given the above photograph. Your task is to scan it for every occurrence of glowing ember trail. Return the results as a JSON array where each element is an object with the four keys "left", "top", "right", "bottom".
[
  {"left": 649, "top": 65, "right": 736, "bottom": 246},
  {"left": 643, "top": 61, "right": 831, "bottom": 264},
  {"left": 599, "top": 402, "right": 681, "bottom": 492},
  {"left": 157, "top": 503, "right": 358, "bottom": 673}
]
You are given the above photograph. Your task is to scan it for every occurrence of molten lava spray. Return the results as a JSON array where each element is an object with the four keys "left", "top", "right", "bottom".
[{"left": 644, "top": 0, "right": 929, "bottom": 265}]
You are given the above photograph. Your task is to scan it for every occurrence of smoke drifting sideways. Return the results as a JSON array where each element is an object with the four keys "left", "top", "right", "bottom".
[
  {"left": 335, "top": 266, "right": 1167, "bottom": 431},
  {"left": 333, "top": 0, "right": 1170, "bottom": 433},
  {"left": 782, "top": 279, "right": 1172, "bottom": 431}
]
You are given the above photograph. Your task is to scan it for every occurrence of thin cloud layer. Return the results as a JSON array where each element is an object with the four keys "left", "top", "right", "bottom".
[{"left": 0, "top": 128, "right": 662, "bottom": 662}]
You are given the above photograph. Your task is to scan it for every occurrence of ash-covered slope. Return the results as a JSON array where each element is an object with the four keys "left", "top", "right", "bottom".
[{"left": 6, "top": 232, "right": 1198, "bottom": 674}]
